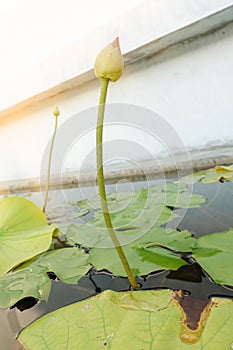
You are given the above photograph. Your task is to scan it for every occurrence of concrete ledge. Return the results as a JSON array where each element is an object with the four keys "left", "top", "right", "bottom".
[{"left": 1, "top": 145, "right": 233, "bottom": 195}]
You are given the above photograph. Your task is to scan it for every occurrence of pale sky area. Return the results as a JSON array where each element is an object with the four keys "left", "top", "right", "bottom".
[{"left": 0, "top": 0, "right": 140, "bottom": 82}]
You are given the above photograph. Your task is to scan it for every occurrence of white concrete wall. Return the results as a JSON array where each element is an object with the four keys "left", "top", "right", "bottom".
[{"left": 0, "top": 0, "right": 233, "bottom": 182}]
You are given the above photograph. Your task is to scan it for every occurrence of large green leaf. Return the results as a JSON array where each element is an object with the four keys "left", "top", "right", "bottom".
[
  {"left": 89, "top": 229, "right": 194, "bottom": 276},
  {"left": 0, "top": 197, "right": 56, "bottom": 276},
  {"left": 18, "top": 289, "right": 233, "bottom": 350},
  {"left": 193, "top": 229, "right": 233, "bottom": 285},
  {"left": 0, "top": 248, "right": 91, "bottom": 308}
]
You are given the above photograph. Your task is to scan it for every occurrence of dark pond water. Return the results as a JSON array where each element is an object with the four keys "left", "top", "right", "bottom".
[
  {"left": 177, "top": 181, "right": 233, "bottom": 236},
  {"left": 1, "top": 180, "right": 233, "bottom": 349}
]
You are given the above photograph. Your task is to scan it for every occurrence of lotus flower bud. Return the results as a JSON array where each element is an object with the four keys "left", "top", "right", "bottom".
[
  {"left": 53, "top": 106, "right": 60, "bottom": 117},
  {"left": 94, "top": 37, "right": 124, "bottom": 82}
]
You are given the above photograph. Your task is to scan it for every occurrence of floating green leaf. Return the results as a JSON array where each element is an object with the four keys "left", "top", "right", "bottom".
[
  {"left": 65, "top": 182, "right": 205, "bottom": 249},
  {"left": 0, "top": 197, "right": 56, "bottom": 276},
  {"left": 180, "top": 165, "right": 233, "bottom": 184},
  {"left": 95, "top": 200, "right": 175, "bottom": 229},
  {"left": 77, "top": 190, "right": 132, "bottom": 213},
  {"left": 89, "top": 229, "right": 194, "bottom": 276},
  {"left": 32, "top": 247, "right": 91, "bottom": 284},
  {"left": 66, "top": 204, "right": 175, "bottom": 248},
  {"left": 67, "top": 223, "right": 109, "bottom": 247},
  {"left": 71, "top": 183, "right": 204, "bottom": 217},
  {"left": 193, "top": 229, "right": 233, "bottom": 285},
  {"left": 0, "top": 265, "right": 51, "bottom": 309},
  {"left": 133, "top": 245, "right": 187, "bottom": 270},
  {"left": 18, "top": 289, "right": 233, "bottom": 350},
  {"left": 0, "top": 248, "right": 91, "bottom": 308},
  {"left": 149, "top": 182, "right": 205, "bottom": 208},
  {"left": 72, "top": 182, "right": 201, "bottom": 213},
  {"left": 82, "top": 187, "right": 172, "bottom": 231}
]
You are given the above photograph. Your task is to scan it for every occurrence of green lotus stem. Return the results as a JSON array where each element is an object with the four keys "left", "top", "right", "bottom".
[
  {"left": 96, "top": 78, "right": 138, "bottom": 290},
  {"left": 42, "top": 109, "right": 59, "bottom": 213}
]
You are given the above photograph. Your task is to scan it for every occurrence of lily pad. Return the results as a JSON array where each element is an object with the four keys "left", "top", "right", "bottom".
[
  {"left": 79, "top": 187, "right": 175, "bottom": 231},
  {"left": 30, "top": 247, "right": 91, "bottom": 284},
  {"left": 70, "top": 182, "right": 204, "bottom": 214},
  {"left": 65, "top": 182, "right": 205, "bottom": 249},
  {"left": 0, "top": 197, "right": 56, "bottom": 276},
  {"left": 149, "top": 182, "right": 205, "bottom": 208},
  {"left": 72, "top": 183, "right": 204, "bottom": 216},
  {"left": 193, "top": 229, "right": 233, "bottom": 285},
  {"left": 18, "top": 289, "right": 233, "bottom": 350},
  {"left": 133, "top": 245, "right": 187, "bottom": 271},
  {"left": 180, "top": 165, "right": 233, "bottom": 184},
  {"left": 88, "top": 229, "right": 194, "bottom": 276},
  {"left": 0, "top": 265, "right": 51, "bottom": 309},
  {"left": 66, "top": 205, "right": 175, "bottom": 248},
  {"left": 0, "top": 248, "right": 91, "bottom": 308}
]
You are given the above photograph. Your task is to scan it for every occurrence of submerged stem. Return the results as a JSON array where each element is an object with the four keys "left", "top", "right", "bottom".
[
  {"left": 96, "top": 78, "right": 138, "bottom": 290},
  {"left": 42, "top": 115, "right": 58, "bottom": 213}
]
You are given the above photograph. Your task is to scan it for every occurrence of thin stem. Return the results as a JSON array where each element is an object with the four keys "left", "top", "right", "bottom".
[
  {"left": 96, "top": 78, "right": 138, "bottom": 290},
  {"left": 42, "top": 115, "right": 58, "bottom": 213}
]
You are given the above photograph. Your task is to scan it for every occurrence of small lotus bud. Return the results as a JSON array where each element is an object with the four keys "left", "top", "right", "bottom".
[
  {"left": 53, "top": 106, "right": 60, "bottom": 117},
  {"left": 94, "top": 37, "right": 124, "bottom": 82}
]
